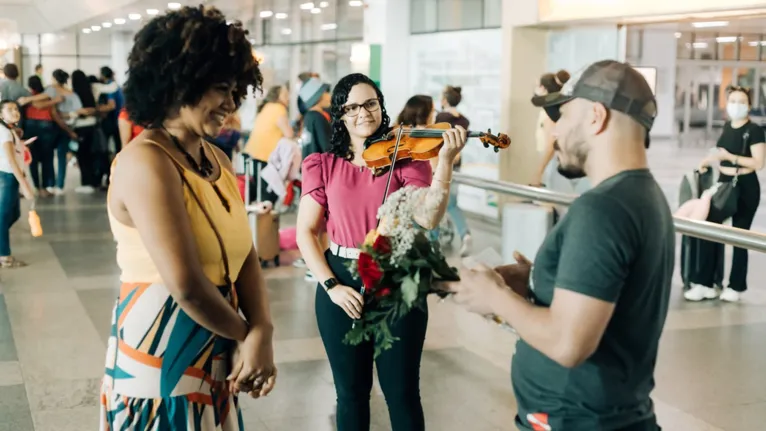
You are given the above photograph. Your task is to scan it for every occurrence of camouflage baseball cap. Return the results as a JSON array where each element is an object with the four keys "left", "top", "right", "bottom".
[{"left": 531, "top": 60, "right": 658, "bottom": 132}]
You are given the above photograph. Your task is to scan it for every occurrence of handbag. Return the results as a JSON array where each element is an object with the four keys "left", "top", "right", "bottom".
[{"left": 709, "top": 130, "right": 749, "bottom": 220}]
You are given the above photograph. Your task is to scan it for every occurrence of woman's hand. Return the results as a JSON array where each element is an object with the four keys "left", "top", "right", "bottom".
[
  {"left": 227, "top": 324, "right": 277, "bottom": 398},
  {"left": 327, "top": 285, "right": 364, "bottom": 319},
  {"left": 437, "top": 126, "right": 468, "bottom": 163}
]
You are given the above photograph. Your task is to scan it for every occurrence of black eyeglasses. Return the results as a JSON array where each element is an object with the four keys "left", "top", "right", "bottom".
[{"left": 343, "top": 98, "right": 380, "bottom": 117}]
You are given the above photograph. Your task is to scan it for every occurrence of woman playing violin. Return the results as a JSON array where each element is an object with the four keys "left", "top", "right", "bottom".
[{"left": 296, "top": 73, "right": 466, "bottom": 431}]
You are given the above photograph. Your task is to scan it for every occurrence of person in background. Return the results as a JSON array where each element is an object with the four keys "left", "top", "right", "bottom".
[
  {"left": 296, "top": 71, "right": 320, "bottom": 116},
  {"left": 0, "top": 100, "right": 36, "bottom": 268},
  {"left": 296, "top": 72, "right": 466, "bottom": 431},
  {"left": 211, "top": 113, "right": 242, "bottom": 160},
  {"left": 436, "top": 86, "right": 472, "bottom": 256},
  {"left": 25, "top": 76, "right": 64, "bottom": 197},
  {"left": 532, "top": 70, "right": 571, "bottom": 187},
  {"left": 101, "top": 6, "right": 275, "bottom": 429},
  {"left": 70, "top": 70, "right": 102, "bottom": 193},
  {"left": 99, "top": 66, "right": 124, "bottom": 155},
  {"left": 685, "top": 86, "right": 765, "bottom": 303},
  {"left": 46, "top": 69, "right": 82, "bottom": 195},
  {"left": 35, "top": 64, "right": 44, "bottom": 84},
  {"left": 245, "top": 85, "right": 293, "bottom": 168},
  {"left": 118, "top": 107, "right": 144, "bottom": 146},
  {"left": 298, "top": 77, "right": 332, "bottom": 159},
  {"left": 0, "top": 64, "right": 52, "bottom": 108}
]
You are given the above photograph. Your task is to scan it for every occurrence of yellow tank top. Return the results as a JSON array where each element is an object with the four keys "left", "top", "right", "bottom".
[{"left": 107, "top": 141, "right": 252, "bottom": 285}]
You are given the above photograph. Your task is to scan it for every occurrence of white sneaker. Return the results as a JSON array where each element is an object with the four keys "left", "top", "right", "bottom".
[
  {"left": 75, "top": 186, "right": 95, "bottom": 194},
  {"left": 719, "top": 287, "right": 741, "bottom": 302},
  {"left": 684, "top": 284, "right": 719, "bottom": 301},
  {"left": 293, "top": 258, "right": 307, "bottom": 268},
  {"left": 459, "top": 234, "right": 473, "bottom": 257},
  {"left": 50, "top": 188, "right": 65, "bottom": 196}
]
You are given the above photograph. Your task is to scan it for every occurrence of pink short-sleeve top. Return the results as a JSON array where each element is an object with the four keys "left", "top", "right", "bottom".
[{"left": 301, "top": 152, "right": 433, "bottom": 248}]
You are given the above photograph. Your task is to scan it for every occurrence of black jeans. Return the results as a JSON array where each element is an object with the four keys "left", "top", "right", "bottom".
[
  {"left": 317, "top": 250, "right": 428, "bottom": 431},
  {"left": 689, "top": 172, "right": 760, "bottom": 291},
  {"left": 0, "top": 172, "right": 20, "bottom": 256},
  {"left": 24, "top": 119, "right": 56, "bottom": 189},
  {"left": 74, "top": 126, "right": 99, "bottom": 187}
]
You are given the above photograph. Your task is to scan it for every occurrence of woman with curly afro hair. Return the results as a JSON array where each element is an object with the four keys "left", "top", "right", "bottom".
[
  {"left": 100, "top": 6, "right": 276, "bottom": 430},
  {"left": 296, "top": 73, "right": 467, "bottom": 430}
]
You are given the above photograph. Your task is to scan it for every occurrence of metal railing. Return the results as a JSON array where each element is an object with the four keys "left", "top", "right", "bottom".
[{"left": 453, "top": 173, "right": 766, "bottom": 253}]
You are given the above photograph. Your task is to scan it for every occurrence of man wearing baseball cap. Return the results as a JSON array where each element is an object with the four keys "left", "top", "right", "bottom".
[{"left": 441, "top": 60, "right": 673, "bottom": 431}]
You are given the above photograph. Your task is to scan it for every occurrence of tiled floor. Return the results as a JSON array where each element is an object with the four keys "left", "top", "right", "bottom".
[{"left": 2, "top": 139, "right": 766, "bottom": 430}]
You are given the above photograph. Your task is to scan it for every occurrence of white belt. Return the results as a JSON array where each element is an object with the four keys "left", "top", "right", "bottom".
[{"left": 329, "top": 240, "right": 361, "bottom": 260}]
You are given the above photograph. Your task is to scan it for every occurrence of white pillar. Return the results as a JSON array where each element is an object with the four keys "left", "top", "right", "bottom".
[{"left": 367, "top": 0, "right": 410, "bottom": 116}]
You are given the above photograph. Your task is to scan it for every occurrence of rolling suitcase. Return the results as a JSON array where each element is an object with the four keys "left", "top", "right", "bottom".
[
  {"left": 239, "top": 154, "right": 281, "bottom": 268},
  {"left": 678, "top": 169, "right": 724, "bottom": 289}
]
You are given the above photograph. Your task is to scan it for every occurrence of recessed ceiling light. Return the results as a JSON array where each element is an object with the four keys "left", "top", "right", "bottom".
[
  {"left": 320, "top": 1, "right": 329, "bottom": 7},
  {"left": 689, "top": 42, "right": 709, "bottom": 49},
  {"left": 321, "top": 23, "right": 337, "bottom": 30},
  {"left": 311, "top": 7, "right": 321, "bottom": 14},
  {"left": 102, "top": 22, "right": 112, "bottom": 28},
  {"left": 147, "top": 9, "right": 159, "bottom": 15},
  {"left": 168, "top": 2, "right": 182, "bottom": 10},
  {"left": 281, "top": 28, "right": 292, "bottom": 35},
  {"left": 300, "top": 2, "right": 314, "bottom": 10},
  {"left": 249, "top": 38, "right": 256, "bottom": 44},
  {"left": 674, "top": 32, "right": 681, "bottom": 38},
  {"left": 129, "top": 13, "right": 141, "bottom": 20},
  {"left": 716, "top": 36, "right": 738, "bottom": 43},
  {"left": 114, "top": 18, "right": 126, "bottom": 24},
  {"left": 275, "top": 13, "right": 287, "bottom": 19},
  {"left": 82, "top": 28, "right": 91, "bottom": 34},
  {"left": 260, "top": 11, "right": 273, "bottom": 18},
  {"left": 91, "top": 25, "right": 101, "bottom": 31},
  {"left": 692, "top": 21, "right": 728, "bottom": 28},
  {"left": 349, "top": 0, "right": 363, "bottom": 6}
]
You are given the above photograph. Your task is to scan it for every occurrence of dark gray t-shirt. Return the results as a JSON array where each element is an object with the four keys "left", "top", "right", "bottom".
[{"left": 512, "top": 169, "right": 675, "bottom": 431}]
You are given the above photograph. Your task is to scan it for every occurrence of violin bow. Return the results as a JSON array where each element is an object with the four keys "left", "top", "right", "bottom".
[{"left": 352, "top": 126, "right": 405, "bottom": 330}]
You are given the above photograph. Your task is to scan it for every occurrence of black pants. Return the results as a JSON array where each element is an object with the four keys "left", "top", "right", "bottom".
[
  {"left": 75, "top": 126, "right": 100, "bottom": 188},
  {"left": 24, "top": 119, "right": 56, "bottom": 189},
  {"left": 317, "top": 250, "right": 428, "bottom": 431},
  {"left": 689, "top": 172, "right": 760, "bottom": 291}
]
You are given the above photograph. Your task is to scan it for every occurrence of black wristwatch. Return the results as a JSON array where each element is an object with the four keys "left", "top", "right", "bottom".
[{"left": 323, "top": 278, "right": 339, "bottom": 290}]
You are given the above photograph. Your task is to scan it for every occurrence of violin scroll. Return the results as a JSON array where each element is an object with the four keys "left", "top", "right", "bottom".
[{"left": 479, "top": 128, "right": 511, "bottom": 153}]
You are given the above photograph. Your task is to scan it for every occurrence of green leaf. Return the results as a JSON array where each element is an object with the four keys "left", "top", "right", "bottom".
[{"left": 401, "top": 274, "right": 418, "bottom": 307}]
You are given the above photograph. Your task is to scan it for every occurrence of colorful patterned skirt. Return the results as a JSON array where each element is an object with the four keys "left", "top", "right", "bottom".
[{"left": 100, "top": 282, "right": 244, "bottom": 430}]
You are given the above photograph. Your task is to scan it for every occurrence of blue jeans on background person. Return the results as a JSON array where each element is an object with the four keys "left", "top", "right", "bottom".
[
  {"left": 446, "top": 184, "right": 469, "bottom": 239},
  {"left": 0, "top": 172, "right": 20, "bottom": 256},
  {"left": 54, "top": 130, "right": 71, "bottom": 190},
  {"left": 24, "top": 119, "right": 57, "bottom": 189}
]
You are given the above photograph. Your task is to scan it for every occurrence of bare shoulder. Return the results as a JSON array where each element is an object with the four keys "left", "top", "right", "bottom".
[{"left": 112, "top": 136, "right": 181, "bottom": 191}]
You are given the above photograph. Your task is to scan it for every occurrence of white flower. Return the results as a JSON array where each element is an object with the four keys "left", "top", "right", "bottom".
[{"left": 376, "top": 185, "right": 446, "bottom": 265}]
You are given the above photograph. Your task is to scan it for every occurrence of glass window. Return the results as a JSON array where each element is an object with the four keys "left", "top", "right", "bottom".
[
  {"left": 676, "top": 32, "right": 693, "bottom": 60},
  {"left": 715, "top": 34, "right": 739, "bottom": 61},
  {"left": 741, "top": 34, "right": 761, "bottom": 61},
  {"left": 438, "top": 0, "right": 483, "bottom": 31},
  {"left": 483, "top": 0, "right": 502, "bottom": 28},
  {"left": 411, "top": 0, "right": 437, "bottom": 34},
  {"left": 691, "top": 33, "right": 716, "bottom": 60}
]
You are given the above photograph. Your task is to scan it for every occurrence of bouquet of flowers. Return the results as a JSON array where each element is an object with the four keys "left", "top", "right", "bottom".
[{"left": 345, "top": 186, "right": 460, "bottom": 357}]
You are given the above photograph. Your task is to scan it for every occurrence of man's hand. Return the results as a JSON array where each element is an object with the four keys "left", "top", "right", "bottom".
[
  {"left": 494, "top": 251, "right": 532, "bottom": 299},
  {"left": 439, "top": 263, "right": 507, "bottom": 316}
]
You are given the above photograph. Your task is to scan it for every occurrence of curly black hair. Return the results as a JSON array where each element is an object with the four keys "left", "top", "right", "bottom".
[
  {"left": 124, "top": 5, "right": 263, "bottom": 128},
  {"left": 328, "top": 73, "right": 390, "bottom": 161}
]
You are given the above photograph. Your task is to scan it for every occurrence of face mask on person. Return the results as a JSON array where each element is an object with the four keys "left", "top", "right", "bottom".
[{"left": 727, "top": 102, "right": 749, "bottom": 121}]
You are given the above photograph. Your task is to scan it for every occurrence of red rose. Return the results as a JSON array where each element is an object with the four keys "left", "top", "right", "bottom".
[
  {"left": 375, "top": 287, "right": 392, "bottom": 298},
  {"left": 358, "top": 252, "right": 383, "bottom": 289},
  {"left": 372, "top": 235, "right": 392, "bottom": 255}
]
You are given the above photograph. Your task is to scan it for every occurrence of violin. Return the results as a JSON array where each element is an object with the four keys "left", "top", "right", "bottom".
[{"left": 362, "top": 122, "right": 511, "bottom": 169}]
